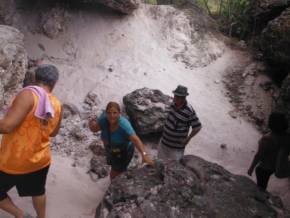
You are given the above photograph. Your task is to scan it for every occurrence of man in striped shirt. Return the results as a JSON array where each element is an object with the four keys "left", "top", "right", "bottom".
[{"left": 158, "top": 85, "right": 202, "bottom": 161}]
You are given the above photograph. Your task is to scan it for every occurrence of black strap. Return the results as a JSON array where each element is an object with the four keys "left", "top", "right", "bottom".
[
  {"left": 107, "top": 120, "right": 111, "bottom": 146},
  {"left": 106, "top": 120, "right": 127, "bottom": 153}
]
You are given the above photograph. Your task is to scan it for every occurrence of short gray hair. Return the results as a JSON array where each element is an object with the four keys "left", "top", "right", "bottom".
[{"left": 35, "top": 64, "right": 59, "bottom": 88}]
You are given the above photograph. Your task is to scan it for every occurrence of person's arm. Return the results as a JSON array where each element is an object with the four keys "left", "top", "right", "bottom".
[
  {"left": 183, "top": 109, "right": 202, "bottom": 146},
  {"left": 0, "top": 90, "right": 34, "bottom": 134},
  {"left": 183, "top": 125, "right": 202, "bottom": 146},
  {"left": 247, "top": 154, "right": 260, "bottom": 176},
  {"left": 248, "top": 138, "right": 265, "bottom": 176},
  {"left": 50, "top": 106, "right": 63, "bottom": 137},
  {"left": 89, "top": 119, "right": 101, "bottom": 133},
  {"left": 129, "top": 134, "right": 154, "bottom": 166}
]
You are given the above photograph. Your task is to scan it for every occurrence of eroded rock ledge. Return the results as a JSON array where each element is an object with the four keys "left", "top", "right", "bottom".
[{"left": 96, "top": 155, "right": 290, "bottom": 218}]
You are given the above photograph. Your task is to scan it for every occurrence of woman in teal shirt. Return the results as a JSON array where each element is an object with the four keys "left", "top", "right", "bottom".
[{"left": 89, "top": 102, "right": 154, "bottom": 179}]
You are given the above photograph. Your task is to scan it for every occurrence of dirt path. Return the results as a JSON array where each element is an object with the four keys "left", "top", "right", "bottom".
[{"left": 0, "top": 155, "right": 109, "bottom": 218}]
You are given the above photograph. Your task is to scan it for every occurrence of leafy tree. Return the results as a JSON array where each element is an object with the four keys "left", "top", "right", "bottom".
[{"left": 196, "top": 0, "right": 250, "bottom": 38}]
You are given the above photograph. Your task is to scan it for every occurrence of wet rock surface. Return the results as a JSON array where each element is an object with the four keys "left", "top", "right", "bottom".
[
  {"left": 123, "top": 87, "right": 171, "bottom": 135},
  {"left": 96, "top": 155, "right": 290, "bottom": 218}
]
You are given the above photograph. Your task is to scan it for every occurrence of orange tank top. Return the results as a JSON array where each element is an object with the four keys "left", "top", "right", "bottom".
[{"left": 0, "top": 91, "right": 61, "bottom": 174}]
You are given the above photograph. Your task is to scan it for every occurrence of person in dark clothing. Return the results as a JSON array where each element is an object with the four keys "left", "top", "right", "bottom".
[{"left": 248, "top": 112, "right": 290, "bottom": 191}]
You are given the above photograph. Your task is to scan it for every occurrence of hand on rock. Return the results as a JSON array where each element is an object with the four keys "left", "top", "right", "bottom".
[{"left": 142, "top": 154, "right": 155, "bottom": 167}]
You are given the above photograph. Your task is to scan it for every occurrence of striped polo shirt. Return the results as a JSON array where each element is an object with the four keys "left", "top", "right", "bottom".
[{"left": 161, "top": 101, "right": 201, "bottom": 149}]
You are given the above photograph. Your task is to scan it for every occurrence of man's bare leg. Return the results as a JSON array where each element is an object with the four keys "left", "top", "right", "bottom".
[
  {"left": 0, "top": 196, "right": 24, "bottom": 218},
  {"left": 32, "top": 195, "right": 46, "bottom": 218}
]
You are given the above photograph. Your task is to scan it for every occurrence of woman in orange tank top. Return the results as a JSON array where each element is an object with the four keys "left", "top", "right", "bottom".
[{"left": 0, "top": 64, "right": 62, "bottom": 218}]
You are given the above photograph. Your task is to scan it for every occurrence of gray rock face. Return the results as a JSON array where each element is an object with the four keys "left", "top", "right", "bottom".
[
  {"left": 259, "top": 7, "right": 290, "bottom": 70},
  {"left": 246, "top": 1, "right": 290, "bottom": 117},
  {"left": 96, "top": 0, "right": 139, "bottom": 14},
  {"left": 81, "top": 0, "right": 139, "bottom": 14},
  {"left": 0, "top": 25, "right": 27, "bottom": 108},
  {"left": 84, "top": 90, "right": 101, "bottom": 110},
  {"left": 0, "top": 0, "right": 15, "bottom": 24},
  {"left": 123, "top": 88, "right": 172, "bottom": 135},
  {"left": 41, "top": 7, "right": 65, "bottom": 39},
  {"left": 90, "top": 154, "right": 110, "bottom": 179},
  {"left": 96, "top": 155, "right": 290, "bottom": 218},
  {"left": 247, "top": 0, "right": 290, "bottom": 34},
  {"left": 62, "top": 103, "right": 81, "bottom": 119}
]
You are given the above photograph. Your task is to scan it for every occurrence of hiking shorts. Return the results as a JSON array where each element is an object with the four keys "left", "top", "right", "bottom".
[{"left": 0, "top": 166, "right": 49, "bottom": 201}]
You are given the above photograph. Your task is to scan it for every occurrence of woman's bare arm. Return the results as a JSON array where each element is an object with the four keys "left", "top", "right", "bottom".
[{"left": 129, "top": 134, "right": 154, "bottom": 166}]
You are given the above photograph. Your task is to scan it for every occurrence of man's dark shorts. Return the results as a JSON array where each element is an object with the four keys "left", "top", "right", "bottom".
[{"left": 0, "top": 166, "right": 49, "bottom": 201}]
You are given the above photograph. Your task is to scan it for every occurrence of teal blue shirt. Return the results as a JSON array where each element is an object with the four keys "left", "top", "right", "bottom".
[{"left": 97, "top": 113, "right": 135, "bottom": 147}]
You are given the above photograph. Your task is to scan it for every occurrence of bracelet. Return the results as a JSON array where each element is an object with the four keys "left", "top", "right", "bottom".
[{"left": 142, "top": 151, "right": 147, "bottom": 156}]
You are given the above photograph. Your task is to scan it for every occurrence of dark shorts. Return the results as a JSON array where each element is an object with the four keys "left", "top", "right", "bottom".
[
  {"left": 107, "top": 145, "right": 134, "bottom": 172},
  {"left": 0, "top": 166, "right": 49, "bottom": 201},
  {"left": 255, "top": 165, "right": 274, "bottom": 191}
]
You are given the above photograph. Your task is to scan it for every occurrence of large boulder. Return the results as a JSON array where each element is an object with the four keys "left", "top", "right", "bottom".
[
  {"left": 123, "top": 88, "right": 171, "bottom": 135},
  {"left": 247, "top": 0, "right": 290, "bottom": 35},
  {"left": 0, "top": 25, "right": 27, "bottom": 108},
  {"left": 96, "top": 155, "right": 290, "bottom": 218},
  {"left": 95, "top": 0, "right": 139, "bottom": 14},
  {"left": 259, "top": 7, "right": 290, "bottom": 75}
]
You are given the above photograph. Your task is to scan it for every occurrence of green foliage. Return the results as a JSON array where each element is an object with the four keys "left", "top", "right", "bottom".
[
  {"left": 195, "top": 0, "right": 251, "bottom": 38},
  {"left": 145, "top": 0, "right": 158, "bottom": 5},
  {"left": 195, "top": 0, "right": 220, "bottom": 15}
]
